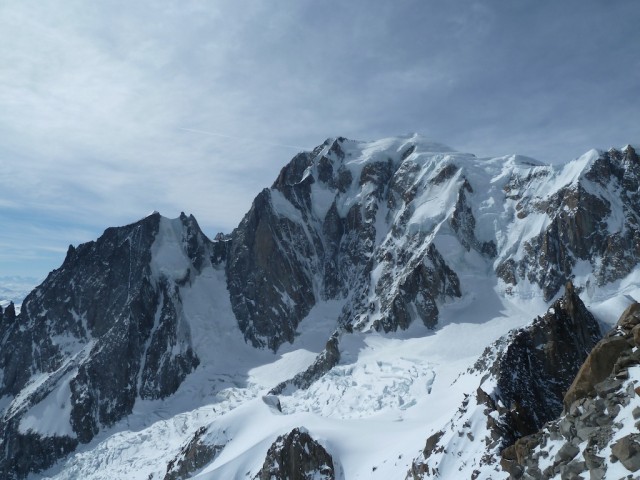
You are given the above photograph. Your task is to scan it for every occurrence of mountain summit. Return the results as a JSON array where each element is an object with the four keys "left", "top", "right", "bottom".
[{"left": 2, "top": 136, "right": 640, "bottom": 479}]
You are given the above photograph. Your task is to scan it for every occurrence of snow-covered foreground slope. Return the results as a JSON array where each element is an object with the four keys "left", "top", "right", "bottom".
[
  {"left": 2, "top": 135, "right": 640, "bottom": 479},
  {"left": 33, "top": 290, "right": 525, "bottom": 479}
]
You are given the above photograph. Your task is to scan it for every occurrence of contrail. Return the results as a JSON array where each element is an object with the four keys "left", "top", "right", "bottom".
[{"left": 179, "top": 127, "right": 306, "bottom": 151}]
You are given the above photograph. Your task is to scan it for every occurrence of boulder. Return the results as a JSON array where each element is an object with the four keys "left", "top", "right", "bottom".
[
  {"left": 611, "top": 434, "right": 640, "bottom": 472},
  {"left": 563, "top": 336, "right": 631, "bottom": 409},
  {"left": 555, "top": 442, "right": 579, "bottom": 462}
]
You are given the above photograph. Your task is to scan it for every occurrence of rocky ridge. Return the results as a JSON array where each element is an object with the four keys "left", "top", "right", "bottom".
[
  {"left": 408, "top": 283, "right": 602, "bottom": 479},
  {"left": 254, "top": 427, "right": 336, "bottom": 480},
  {"left": 0, "top": 213, "right": 215, "bottom": 478},
  {"left": 501, "top": 302, "right": 640, "bottom": 479}
]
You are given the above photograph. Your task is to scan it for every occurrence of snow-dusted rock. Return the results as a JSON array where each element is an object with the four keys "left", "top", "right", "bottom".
[
  {"left": 164, "top": 427, "right": 225, "bottom": 480},
  {"left": 408, "top": 282, "right": 601, "bottom": 479},
  {"left": 501, "top": 301, "right": 640, "bottom": 479},
  {"left": 0, "top": 213, "right": 215, "bottom": 477},
  {"left": 255, "top": 427, "right": 335, "bottom": 480}
]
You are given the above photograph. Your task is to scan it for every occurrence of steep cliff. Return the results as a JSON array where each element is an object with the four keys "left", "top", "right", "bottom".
[{"left": 0, "top": 213, "right": 217, "bottom": 477}]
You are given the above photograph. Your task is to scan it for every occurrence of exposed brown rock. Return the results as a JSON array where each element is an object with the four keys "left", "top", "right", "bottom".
[
  {"left": 617, "top": 302, "right": 640, "bottom": 330},
  {"left": 422, "top": 430, "right": 444, "bottom": 458},
  {"left": 563, "top": 302, "right": 640, "bottom": 409},
  {"left": 563, "top": 336, "right": 631, "bottom": 409}
]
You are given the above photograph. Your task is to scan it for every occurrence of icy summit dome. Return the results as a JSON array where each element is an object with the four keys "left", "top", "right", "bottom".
[{"left": 314, "top": 133, "right": 458, "bottom": 167}]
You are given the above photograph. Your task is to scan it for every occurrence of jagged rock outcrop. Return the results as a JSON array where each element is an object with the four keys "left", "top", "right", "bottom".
[
  {"left": 487, "top": 282, "right": 601, "bottom": 445},
  {"left": 0, "top": 213, "right": 219, "bottom": 478},
  {"left": 502, "top": 301, "right": 640, "bottom": 479},
  {"left": 164, "top": 427, "right": 225, "bottom": 480},
  {"left": 255, "top": 427, "right": 335, "bottom": 480},
  {"left": 270, "top": 332, "right": 341, "bottom": 394},
  {"left": 408, "top": 283, "right": 601, "bottom": 478},
  {"left": 2, "top": 301, "right": 15, "bottom": 323}
]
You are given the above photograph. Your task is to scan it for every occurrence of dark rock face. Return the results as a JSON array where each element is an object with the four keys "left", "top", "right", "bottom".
[
  {"left": 226, "top": 187, "right": 320, "bottom": 350},
  {"left": 408, "top": 283, "right": 601, "bottom": 478},
  {"left": 270, "top": 333, "right": 341, "bottom": 394},
  {"left": 488, "top": 282, "right": 602, "bottom": 446},
  {"left": 2, "top": 301, "right": 15, "bottom": 323},
  {"left": 0, "top": 213, "right": 217, "bottom": 478},
  {"left": 501, "top": 300, "right": 640, "bottom": 479},
  {"left": 368, "top": 243, "right": 461, "bottom": 332},
  {"left": 164, "top": 427, "right": 224, "bottom": 480},
  {"left": 255, "top": 427, "right": 335, "bottom": 480},
  {"left": 451, "top": 180, "right": 497, "bottom": 257},
  {"left": 514, "top": 184, "right": 611, "bottom": 300},
  {"left": 0, "top": 431, "right": 78, "bottom": 479}
]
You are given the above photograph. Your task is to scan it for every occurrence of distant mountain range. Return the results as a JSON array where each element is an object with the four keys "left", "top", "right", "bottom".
[{"left": 2, "top": 135, "right": 640, "bottom": 479}]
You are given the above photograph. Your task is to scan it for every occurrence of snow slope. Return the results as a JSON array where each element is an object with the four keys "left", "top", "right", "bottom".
[{"left": 33, "top": 280, "right": 631, "bottom": 480}]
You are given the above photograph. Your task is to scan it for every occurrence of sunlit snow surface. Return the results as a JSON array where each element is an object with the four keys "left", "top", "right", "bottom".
[
  {"left": 30, "top": 137, "right": 640, "bottom": 479},
  {"left": 33, "top": 272, "right": 607, "bottom": 480}
]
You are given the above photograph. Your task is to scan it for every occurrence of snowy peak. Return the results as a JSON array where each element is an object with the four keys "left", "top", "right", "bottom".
[
  {"left": 228, "top": 136, "right": 486, "bottom": 350},
  {"left": 228, "top": 137, "right": 640, "bottom": 353},
  {"left": 496, "top": 144, "right": 640, "bottom": 300},
  {"left": 0, "top": 212, "right": 220, "bottom": 477}
]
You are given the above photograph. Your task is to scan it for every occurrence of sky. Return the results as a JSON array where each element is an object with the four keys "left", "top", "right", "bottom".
[{"left": 0, "top": 0, "right": 639, "bottom": 281}]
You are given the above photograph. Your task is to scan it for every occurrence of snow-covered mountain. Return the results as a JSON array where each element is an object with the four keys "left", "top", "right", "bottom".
[{"left": 2, "top": 135, "right": 640, "bottom": 479}]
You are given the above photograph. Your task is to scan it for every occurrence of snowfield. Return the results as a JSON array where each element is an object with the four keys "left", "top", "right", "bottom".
[{"left": 32, "top": 273, "right": 633, "bottom": 480}]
